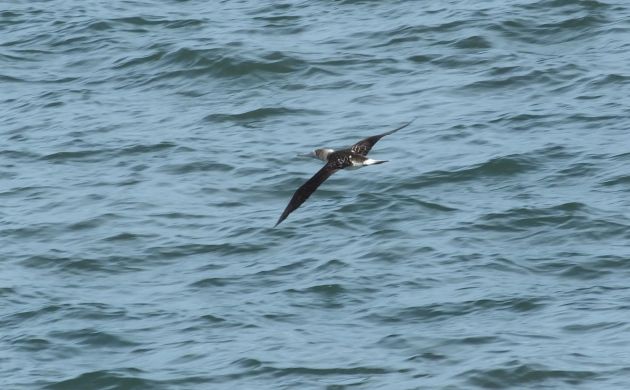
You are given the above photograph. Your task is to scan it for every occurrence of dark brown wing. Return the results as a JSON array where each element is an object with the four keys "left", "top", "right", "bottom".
[
  {"left": 275, "top": 163, "right": 339, "bottom": 226},
  {"left": 350, "top": 119, "right": 415, "bottom": 156}
]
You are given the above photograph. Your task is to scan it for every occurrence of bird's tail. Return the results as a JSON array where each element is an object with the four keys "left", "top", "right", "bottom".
[{"left": 363, "top": 159, "right": 387, "bottom": 165}]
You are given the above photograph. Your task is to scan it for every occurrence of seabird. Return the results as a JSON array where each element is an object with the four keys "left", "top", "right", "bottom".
[{"left": 275, "top": 119, "right": 414, "bottom": 226}]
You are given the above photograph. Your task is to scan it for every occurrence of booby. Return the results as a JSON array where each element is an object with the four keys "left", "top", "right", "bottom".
[{"left": 275, "top": 119, "right": 414, "bottom": 226}]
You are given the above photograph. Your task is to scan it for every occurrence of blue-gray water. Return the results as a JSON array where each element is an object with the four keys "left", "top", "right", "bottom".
[{"left": 3, "top": 1, "right": 630, "bottom": 389}]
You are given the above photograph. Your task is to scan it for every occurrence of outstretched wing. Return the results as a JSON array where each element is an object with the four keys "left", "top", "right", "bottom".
[
  {"left": 275, "top": 163, "right": 339, "bottom": 226},
  {"left": 350, "top": 119, "right": 415, "bottom": 156}
]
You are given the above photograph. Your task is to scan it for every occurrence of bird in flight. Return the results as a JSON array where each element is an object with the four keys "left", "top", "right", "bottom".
[{"left": 275, "top": 119, "right": 414, "bottom": 226}]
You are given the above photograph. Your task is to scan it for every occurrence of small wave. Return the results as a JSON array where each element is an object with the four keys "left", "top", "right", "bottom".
[
  {"left": 271, "top": 365, "right": 389, "bottom": 376},
  {"left": 0, "top": 171, "right": 17, "bottom": 180},
  {"left": 286, "top": 283, "right": 347, "bottom": 296},
  {"left": 190, "top": 277, "right": 235, "bottom": 288},
  {"left": 199, "top": 314, "right": 228, "bottom": 323},
  {"left": 252, "top": 14, "right": 306, "bottom": 34},
  {"left": 3, "top": 305, "right": 62, "bottom": 326},
  {"left": 6, "top": 303, "right": 129, "bottom": 328},
  {"left": 111, "top": 16, "right": 204, "bottom": 29},
  {"left": 0, "top": 74, "right": 25, "bottom": 83},
  {"left": 40, "top": 142, "right": 175, "bottom": 163},
  {"left": 85, "top": 20, "right": 111, "bottom": 31},
  {"left": 562, "top": 321, "right": 625, "bottom": 332},
  {"left": 538, "top": 254, "right": 630, "bottom": 280},
  {"left": 545, "top": 161, "right": 599, "bottom": 183},
  {"left": 567, "top": 113, "right": 621, "bottom": 123},
  {"left": 216, "top": 50, "right": 309, "bottom": 76},
  {"left": 0, "top": 148, "right": 36, "bottom": 159},
  {"left": 204, "top": 107, "right": 320, "bottom": 123},
  {"left": 227, "top": 359, "right": 389, "bottom": 377},
  {"left": 487, "top": 202, "right": 628, "bottom": 234},
  {"left": 160, "top": 161, "right": 234, "bottom": 175},
  {"left": 232, "top": 357, "right": 264, "bottom": 368},
  {"left": 11, "top": 337, "right": 51, "bottom": 352},
  {"left": 407, "top": 54, "right": 435, "bottom": 63},
  {"left": 103, "top": 232, "right": 156, "bottom": 242},
  {"left": 312, "top": 259, "right": 349, "bottom": 273},
  {"left": 427, "top": 54, "right": 492, "bottom": 69},
  {"left": 68, "top": 213, "right": 119, "bottom": 231},
  {"left": 454, "top": 335, "right": 502, "bottom": 346},
  {"left": 399, "top": 196, "right": 458, "bottom": 212},
  {"left": 149, "top": 212, "right": 206, "bottom": 220},
  {"left": 557, "top": 264, "right": 610, "bottom": 280},
  {"left": 1, "top": 10, "right": 20, "bottom": 18},
  {"left": 254, "top": 258, "right": 314, "bottom": 277},
  {"left": 44, "top": 369, "right": 159, "bottom": 390},
  {"left": 601, "top": 174, "right": 630, "bottom": 187},
  {"left": 0, "top": 287, "right": 16, "bottom": 298},
  {"left": 126, "top": 48, "right": 312, "bottom": 86},
  {"left": 520, "top": 0, "right": 611, "bottom": 11},
  {"left": 399, "top": 155, "right": 534, "bottom": 190},
  {"left": 367, "top": 297, "right": 545, "bottom": 323},
  {"left": 538, "top": 14, "right": 608, "bottom": 30},
  {"left": 253, "top": 15, "right": 301, "bottom": 23},
  {"left": 460, "top": 155, "right": 535, "bottom": 176},
  {"left": 50, "top": 328, "right": 140, "bottom": 347},
  {"left": 118, "top": 141, "right": 177, "bottom": 156},
  {"left": 406, "top": 352, "right": 448, "bottom": 362},
  {"left": 488, "top": 112, "right": 562, "bottom": 129},
  {"left": 112, "top": 51, "right": 166, "bottom": 69},
  {"left": 451, "top": 35, "right": 492, "bottom": 49},
  {"left": 475, "top": 202, "right": 586, "bottom": 231},
  {"left": 147, "top": 242, "right": 267, "bottom": 258},
  {"left": 337, "top": 192, "right": 393, "bottom": 213},
  {"left": 41, "top": 149, "right": 105, "bottom": 162},
  {"left": 493, "top": 12, "right": 610, "bottom": 45},
  {"left": 585, "top": 73, "right": 630, "bottom": 88},
  {"left": 20, "top": 254, "right": 139, "bottom": 274},
  {"left": 368, "top": 21, "right": 469, "bottom": 47},
  {"left": 462, "top": 362, "right": 598, "bottom": 388},
  {"left": 0, "top": 185, "right": 56, "bottom": 200},
  {"left": 461, "top": 69, "right": 561, "bottom": 92}
]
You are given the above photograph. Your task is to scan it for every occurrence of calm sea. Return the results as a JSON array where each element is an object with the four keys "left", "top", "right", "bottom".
[{"left": 3, "top": 0, "right": 630, "bottom": 389}]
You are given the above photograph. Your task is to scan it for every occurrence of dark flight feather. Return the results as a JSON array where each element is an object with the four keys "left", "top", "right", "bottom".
[
  {"left": 350, "top": 119, "right": 415, "bottom": 156},
  {"left": 275, "top": 163, "right": 339, "bottom": 226}
]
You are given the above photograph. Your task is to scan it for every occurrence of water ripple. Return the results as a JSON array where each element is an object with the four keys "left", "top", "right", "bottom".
[{"left": 4, "top": 0, "right": 630, "bottom": 388}]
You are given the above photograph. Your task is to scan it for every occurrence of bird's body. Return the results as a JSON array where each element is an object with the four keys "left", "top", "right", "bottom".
[
  {"left": 323, "top": 149, "right": 387, "bottom": 170},
  {"left": 274, "top": 120, "right": 414, "bottom": 226}
]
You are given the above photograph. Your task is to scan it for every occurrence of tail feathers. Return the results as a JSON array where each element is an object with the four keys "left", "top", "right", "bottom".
[{"left": 364, "top": 159, "right": 387, "bottom": 165}]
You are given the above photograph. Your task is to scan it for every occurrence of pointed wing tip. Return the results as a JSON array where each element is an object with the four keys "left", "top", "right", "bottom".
[
  {"left": 275, "top": 212, "right": 289, "bottom": 227},
  {"left": 395, "top": 118, "right": 417, "bottom": 131},
  {"left": 378, "top": 118, "right": 416, "bottom": 139}
]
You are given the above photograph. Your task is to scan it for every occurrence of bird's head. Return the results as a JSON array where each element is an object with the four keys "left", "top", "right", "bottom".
[
  {"left": 298, "top": 148, "right": 334, "bottom": 162},
  {"left": 313, "top": 148, "right": 334, "bottom": 161}
]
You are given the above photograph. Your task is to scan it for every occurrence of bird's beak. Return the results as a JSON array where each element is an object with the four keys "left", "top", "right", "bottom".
[{"left": 296, "top": 151, "right": 317, "bottom": 159}]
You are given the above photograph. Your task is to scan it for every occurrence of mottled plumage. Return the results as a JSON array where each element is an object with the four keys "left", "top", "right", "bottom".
[
  {"left": 350, "top": 121, "right": 412, "bottom": 156},
  {"left": 275, "top": 120, "right": 414, "bottom": 226}
]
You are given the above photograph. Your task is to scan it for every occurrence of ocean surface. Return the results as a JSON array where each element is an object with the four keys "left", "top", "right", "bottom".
[{"left": 3, "top": 1, "right": 630, "bottom": 389}]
